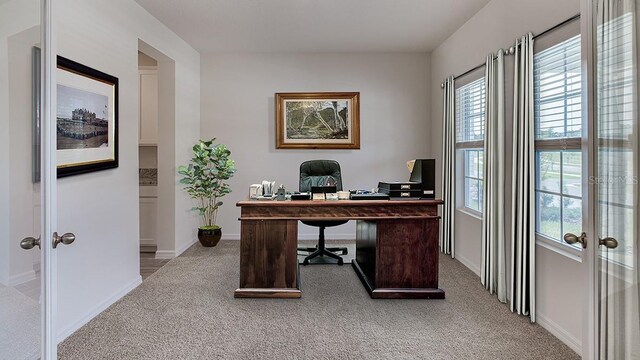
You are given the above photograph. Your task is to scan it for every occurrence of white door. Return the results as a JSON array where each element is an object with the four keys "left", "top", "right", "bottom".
[
  {"left": 0, "top": 0, "right": 61, "bottom": 358},
  {"left": 592, "top": 0, "right": 639, "bottom": 358},
  {"left": 578, "top": 0, "right": 640, "bottom": 358}
]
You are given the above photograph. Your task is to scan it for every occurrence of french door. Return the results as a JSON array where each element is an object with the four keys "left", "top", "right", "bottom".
[
  {"left": 581, "top": 0, "right": 640, "bottom": 358},
  {"left": 1, "top": 0, "right": 68, "bottom": 358}
]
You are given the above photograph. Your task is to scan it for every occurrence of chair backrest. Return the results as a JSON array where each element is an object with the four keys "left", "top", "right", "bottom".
[{"left": 299, "top": 160, "right": 343, "bottom": 192}]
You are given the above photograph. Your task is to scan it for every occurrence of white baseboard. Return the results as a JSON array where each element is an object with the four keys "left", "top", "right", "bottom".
[
  {"left": 154, "top": 250, "right": 175, "bottom": 259},
  {"left": 175, "top": 237, "right": 198, "bottom": 257},
  {"left": 454, "top": 253, "right": 481, "bottom": 276},
  {"left": 7, "top": 269, "right": 36, "bottom": 286},
  {"left": 221, "top": 233, "right": 356, "bottom": 241},
  {"left": 140, "top": 238, "right": 156, "bottom": 246},
  {"left": 57, "top": 275, "right": 142, "bottom": 343},
  {"left": 536, "top": 311, "right": 581, "bottom": 355},
  {"left": 155, "top": 238, "right": 198, "bottom": 259}
]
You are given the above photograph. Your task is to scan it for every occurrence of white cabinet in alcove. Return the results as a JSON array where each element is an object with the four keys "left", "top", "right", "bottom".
[
  {"left": 139, "top": 68, "right": 158, "bottom": 145},
  {"left": 139, "top": 187, "right": 158, "bottom": 248}
]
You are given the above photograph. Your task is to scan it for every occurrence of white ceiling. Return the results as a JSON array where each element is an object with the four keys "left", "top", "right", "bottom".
[{"left": 134, "top": 0, "right": 491, "bottom": 53}]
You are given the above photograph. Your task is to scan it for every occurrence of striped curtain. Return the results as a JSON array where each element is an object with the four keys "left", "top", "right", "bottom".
[
  {"left": 510, "top": 33, "right": 536, "bottom": 322},
  {"left": 481, "top": 50, "right": 507, "bottom": 303},
  {"left": 440, "top": 76, "right": 456, "bottom": 257}
]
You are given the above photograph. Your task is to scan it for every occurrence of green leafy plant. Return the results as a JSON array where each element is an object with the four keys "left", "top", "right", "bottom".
[{"left": 178, "top": 138, "right": 236, "bottom": 230}]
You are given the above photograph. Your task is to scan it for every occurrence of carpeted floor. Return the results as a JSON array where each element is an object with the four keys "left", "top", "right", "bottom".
[
  {"left": 0, "top": 284, "right": 40, "bottom": 360},
  {"left": 58, "top": 241, "right": 579, "bottom": 360}
]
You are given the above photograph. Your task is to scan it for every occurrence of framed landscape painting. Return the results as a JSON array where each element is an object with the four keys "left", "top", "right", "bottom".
[
  {"left": 276, "top": 92, "right": 360, "bottom": 149},
  {"left": 56, "top": 56, "right": 118, "bottom": 177}
]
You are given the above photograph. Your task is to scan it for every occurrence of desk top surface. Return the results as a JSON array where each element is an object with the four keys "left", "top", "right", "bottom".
[{"left": 237, "top": 199, "right": 444, "bottom": 207}]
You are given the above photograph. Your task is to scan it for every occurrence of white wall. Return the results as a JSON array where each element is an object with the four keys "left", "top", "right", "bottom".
[
  {"left": 429, "top": 0, "right": 582, "bottom": 353},
  {"left": 0, "top": 0, "right": 200, "bottom": 342},
  {"left": 201, "top": 52, "right": 431, "bottom": 239}
]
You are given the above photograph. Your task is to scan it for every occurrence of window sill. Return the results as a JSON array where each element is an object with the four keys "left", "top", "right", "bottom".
[
  {"left": 456, "top": 207, "right": 482, "bottom": 220},
  {"left": 535, "top": 234, "right": 582, "bottom": 263}
]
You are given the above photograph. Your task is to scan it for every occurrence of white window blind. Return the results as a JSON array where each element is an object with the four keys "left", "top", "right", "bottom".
[
  {"left": 534, "top": 35, "right": 582, "bottom": 140},
  {"left": 533, "top": 34, "right": 583, "bottom": 245},
  {"left": 455, "top": 78, "right": 485, "bottom": 143}
]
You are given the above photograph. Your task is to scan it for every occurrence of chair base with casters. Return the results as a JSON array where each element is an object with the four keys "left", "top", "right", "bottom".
[{"left": 298, "top": 221, "right": 348, "bottom": 265}]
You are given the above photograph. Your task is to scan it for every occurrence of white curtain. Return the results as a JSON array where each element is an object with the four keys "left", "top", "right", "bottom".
[
  {"left": 440, "top": 76, "right": 456, "bottom": 257},
  {"left": 481, "top": 50, "right": 506, "bottom": 303},
  {"left": 510, "top": 33, "right": 536, "bottom": 322}
]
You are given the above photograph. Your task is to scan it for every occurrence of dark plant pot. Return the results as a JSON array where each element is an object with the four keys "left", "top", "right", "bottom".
[{"left": 198, "top": 228, "right": 222, "bottom": 247}]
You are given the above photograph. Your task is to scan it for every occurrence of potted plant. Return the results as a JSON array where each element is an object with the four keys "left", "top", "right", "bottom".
[{"left": 178, "top": 138, "right": 236, "bottom": 247}]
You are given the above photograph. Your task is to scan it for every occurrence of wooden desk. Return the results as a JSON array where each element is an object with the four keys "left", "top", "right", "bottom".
[{"left": 235, "top": 199, "right": 444, "bottom": 299}]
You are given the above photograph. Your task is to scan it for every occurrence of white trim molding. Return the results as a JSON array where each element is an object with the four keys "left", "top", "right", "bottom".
[
  {"left": 56, "top": 275, "right": 142, "bottom": 343},
  {"left": 536, "top": 311, "right": 582, "bottom": 355},
  {"left": 140, "top": 238, "right": 156, "bottom": 246},
  {"left": 535, "top": 235, "right": 582, "bottom": 262},
  {"left": 154, "top": 250, "right": 175, "bottom": 259},
  {"left": 6, "top": 269, "right": 36, "bottom": 286},
  {"left": 176, "top": 237, "right": 198, "bottom": 257},
  {"left": 454, "top": 253, "right": 481, "bottom": 276},
  {"left": 155, "top": 237, "right": 198, "bottom": 259}
]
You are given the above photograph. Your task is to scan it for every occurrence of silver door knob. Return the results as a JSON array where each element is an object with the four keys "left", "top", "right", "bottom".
[
  {"left": 599, "top": 237, "right": 618, "bottom": 249},
  {"left": 52, "top": 232, "right": 75, "bottom": 248},
  {"left": 564, "top": 232, "right": 587, "bottom": 248},
  {"left": 20, "top": 236, "right": 40, "bottom": 250}
]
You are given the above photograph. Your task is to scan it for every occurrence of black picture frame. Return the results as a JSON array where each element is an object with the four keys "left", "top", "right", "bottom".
[{"left": 55, "top": 56, "right": 118, "bottom": 178}]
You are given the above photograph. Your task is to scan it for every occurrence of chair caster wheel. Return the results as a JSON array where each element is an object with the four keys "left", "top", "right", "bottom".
[
  {"left": 302, "top": 259, "right": 309, "bottom": 266},
  {"left": 338, "top": 258, "right": 344, "bottom": 265}
]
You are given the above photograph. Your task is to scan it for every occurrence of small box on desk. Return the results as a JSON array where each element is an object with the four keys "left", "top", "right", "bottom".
[
  {"left": 311, "top": 186, "right": 337, "bottom": 200},
  {"left": 378, "top": 182, "right": 423, "bottom": 200}
]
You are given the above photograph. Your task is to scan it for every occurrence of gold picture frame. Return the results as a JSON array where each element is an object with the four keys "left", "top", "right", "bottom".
[{"left": 276, "top": 92, "right": 360, "bottom": 149}]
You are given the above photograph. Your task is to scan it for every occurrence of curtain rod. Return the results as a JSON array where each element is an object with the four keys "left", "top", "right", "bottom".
[{"left": 440, "top": 13, "right": 581, "bottom": 88}]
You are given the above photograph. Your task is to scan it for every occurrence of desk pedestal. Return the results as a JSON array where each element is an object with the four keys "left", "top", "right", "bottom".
[
  {"left": 352, "top": 219, "right": 445, "bottom": 299},
  {"left": 234, "top": 220, "right": 301, "bottom": 298}
]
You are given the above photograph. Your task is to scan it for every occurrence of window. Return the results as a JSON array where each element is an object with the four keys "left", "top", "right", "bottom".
[
  {"left": 464, "top": 149, "right": 484, "bottom": 212},
  {"left": 533, "top": 35, "right": 582, "bottom": 245},
  {"left": 456, "top": 78, "right": 485, "bottom": 213}
]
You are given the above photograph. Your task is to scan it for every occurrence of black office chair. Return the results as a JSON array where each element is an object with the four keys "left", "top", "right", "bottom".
[{"left": 298, "top": 160, "right": 348, "bottom": 265}]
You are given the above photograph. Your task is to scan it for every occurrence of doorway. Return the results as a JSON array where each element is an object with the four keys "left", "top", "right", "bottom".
[{"left": 137, "top": 50, "right": 170, "bottom": 279}]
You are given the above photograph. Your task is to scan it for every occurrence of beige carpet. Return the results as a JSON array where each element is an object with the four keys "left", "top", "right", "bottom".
[
  {"left": 59, "top": 241, "right": 579, "bottom": 360},
  {"left": 0, "top": 284, "right": 40, "bottom": 360}
]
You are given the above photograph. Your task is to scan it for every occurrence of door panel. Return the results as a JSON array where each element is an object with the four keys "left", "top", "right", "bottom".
[
  {"left": 0, "top": 0, "right": 43, "bottom": 359},
  {"left": 593, "top": 0, "right": 640, "bottom": 358}
]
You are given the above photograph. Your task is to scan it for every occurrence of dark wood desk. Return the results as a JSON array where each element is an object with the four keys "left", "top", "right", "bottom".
[{"left": 235, "top": 199, "right": 444, "bottom": 299}]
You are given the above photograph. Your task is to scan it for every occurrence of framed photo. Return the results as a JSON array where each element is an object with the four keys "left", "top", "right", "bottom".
[
  {"left": 276, "top": 92, "right": 360, "bottom": 149},
  {"left": 56, "top": 56, "right": 118, "bottom": 177}
]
